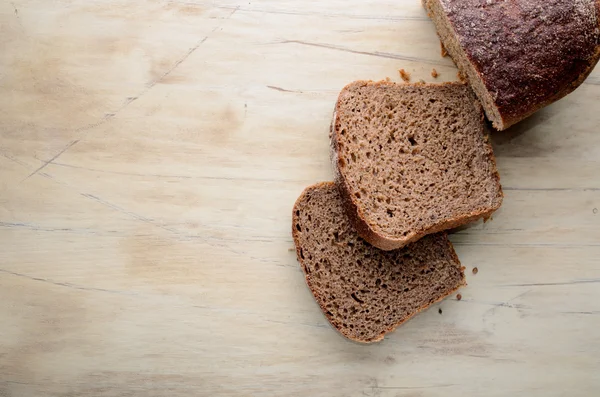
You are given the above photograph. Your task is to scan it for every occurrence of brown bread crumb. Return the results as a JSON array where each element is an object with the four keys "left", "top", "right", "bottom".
[
  {"left": 472, "top": 267, "right": 478, "bottom": 275},
  {"left": 456, "top": 293, "right": 462, "bottom": 301},
  {"left": 398, "top": 69, "right": 411, "bottom": 82},
  {"left": 431, "top": 68, "right": 439, "bottom": 78},
  {"left": 440, "top": 41, "right": 448, "bottom": 57}
]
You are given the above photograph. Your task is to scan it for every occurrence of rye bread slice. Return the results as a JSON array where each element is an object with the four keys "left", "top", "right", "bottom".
[
  {"left": 331, "top": 80, "right": 502, "bottom": 251},
  {"left": 292, "top": 182, "right": 466, "bottom": 343},
  {"left": 423, "top": 0, "right": 600, "bottom": 130}
]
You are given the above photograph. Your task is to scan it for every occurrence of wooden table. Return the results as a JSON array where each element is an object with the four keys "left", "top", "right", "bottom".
[{"left": 1, "top": 1, "right": 599, "bottom": 395}]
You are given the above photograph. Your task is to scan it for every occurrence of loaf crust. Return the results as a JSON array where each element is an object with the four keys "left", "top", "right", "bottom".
[{"left": 424, "top": 0, "right": 600, "bottom": 130}]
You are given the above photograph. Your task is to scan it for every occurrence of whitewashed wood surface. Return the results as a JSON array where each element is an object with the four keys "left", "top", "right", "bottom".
[{"left": 1, "top": 1, "right": 599, "bottom": 396}]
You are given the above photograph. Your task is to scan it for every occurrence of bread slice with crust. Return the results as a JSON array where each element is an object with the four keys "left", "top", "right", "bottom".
[
  {"left": 423, "top": 0, "right": 600, "bottom": 130},
  {"left": 292, "top": 182, "right": 466, "bottom": 343},
  {"left": 330, "top": 80, "right": 502, "bottom": 251}
]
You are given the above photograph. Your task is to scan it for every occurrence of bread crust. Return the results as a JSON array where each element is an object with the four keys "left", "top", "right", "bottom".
[
  {"left": 330, "top": 80, "right": 503, "bottom": 251},
  {"left": 291, "top": 182, "right": 466, "bottom": 343},
  {"left": 424, "top": 0, "right": 600, "bottom": 130}
]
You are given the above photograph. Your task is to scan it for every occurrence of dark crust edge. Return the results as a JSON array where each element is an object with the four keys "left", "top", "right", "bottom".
[
  {"left": 330, "top": 80, "right": 503, "bottom": 251},
  {"left": 495, "top": 42, "right": 600, "bottom": 130},
  {"left": 423, "top": 0, "right": 600, "bottom": 131},
  {"left": 291, "top": 182, "right": 467, "bottom": 344}
]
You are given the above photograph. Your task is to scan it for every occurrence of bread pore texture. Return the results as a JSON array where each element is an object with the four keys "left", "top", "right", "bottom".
[
  {"left": 292, "top": 182, "right": 466, "bottom": 343},
  {"left": 330, "top": 80, "right": 502, "bottom": 251}
]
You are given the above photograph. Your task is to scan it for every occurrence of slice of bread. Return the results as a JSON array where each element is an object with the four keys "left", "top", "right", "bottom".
[
  {"left": 330, "top": 80, "right": 502, "bottom": 251},
  {"left": 292, "top": 182, "right": 466, "bottom": 343},
  {"left": 423, "top": 0, "right": 600, "bottom": 130}
]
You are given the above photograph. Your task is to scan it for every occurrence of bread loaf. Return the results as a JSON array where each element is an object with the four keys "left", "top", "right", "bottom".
[{"left": 423, "top": 0, "right": 600, "bottom": 130}]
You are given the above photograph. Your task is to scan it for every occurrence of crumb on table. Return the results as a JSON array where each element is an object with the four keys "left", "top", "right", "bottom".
[
  {"left": 441, "top": 42, "right": 448, "bottom": 57},
  {"left": 472, "top": 267, "right": 479, "bottom": 275},
  {"left": 399, "top": 68, "right": 411, "bottom": 82},
  {"left": 456, "top": 293, "right": 462, "bottom": 301},
  {"left": 431, "top": 68, "right": 439, "bottom": 78},
  {"left": 438, "top": 308, "right": 442, "bottom": 314}
]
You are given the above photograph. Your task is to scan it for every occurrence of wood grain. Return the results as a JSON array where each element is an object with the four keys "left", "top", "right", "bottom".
[{"left": 1, "top": 0, "right": 599, "bottom": 396}]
